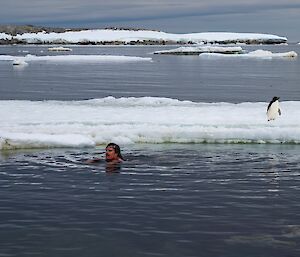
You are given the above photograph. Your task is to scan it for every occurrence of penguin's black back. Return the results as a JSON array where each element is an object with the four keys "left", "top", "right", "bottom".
[{"left": 267, "top": 97, "right": 279, "bottom": 111}]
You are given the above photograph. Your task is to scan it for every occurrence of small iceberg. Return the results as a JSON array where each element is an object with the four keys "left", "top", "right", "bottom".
[
  {"left": 153, "top": 46, "right": 244, "bottom": 55},
  {"left": 12, "top": 59, "right": 28, "bottom": 66},
  {"left": 246, "top": 50, "right": 297, "bottom": 58},
  {"left": 48, "top": 46, "right": 72, "bottom": 51},
  {"left": 199, "top": 49, "right": 298, "bottom": 59}
]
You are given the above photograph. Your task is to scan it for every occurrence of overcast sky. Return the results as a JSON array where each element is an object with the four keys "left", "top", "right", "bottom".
[{"left": 1, "top": 0, "right": 299, "bottom": 41}]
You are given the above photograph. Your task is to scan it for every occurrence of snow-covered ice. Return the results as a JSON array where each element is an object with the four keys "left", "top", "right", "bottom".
[
  {"left": 0, "top": 32, "right": 12, "bottom": 40},
  {"left": 0, "top": 30, "right": 288, "bottom": 44},
  {"left": 153, "top": 46, "right": 244, "bottom": 55},
  {"left": 48, "top": 46, "right": 72, "bottom": 51},
  {"left": 199, "top": 49, "right": 298, "bottom": 59},
  {"left": 1, "top": 97, "right": 299, "bottom": 150},
  {"left": 0, "top": 54, "right": 152, "bottom": 64}
]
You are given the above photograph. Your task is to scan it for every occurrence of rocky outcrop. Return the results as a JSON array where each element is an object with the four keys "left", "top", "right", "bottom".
[{"left": 0, "top": 25, "right": 64, "bottom": 36}]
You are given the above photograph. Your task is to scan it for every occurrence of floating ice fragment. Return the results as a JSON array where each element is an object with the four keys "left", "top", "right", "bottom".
[
  {"left": 48, "top": 46, "right": 72, "bottom": 51},
  {"left": 154, "top": 46, "right": 243, "bottom": 55},
  {"left": 12, "top": 59, "right": 28, "bottom": 66},
  {"left": 0, "top": 54, "right": 152, "bottom": 63},
  {"left": 199, "top": 50, "right": 298, "bottom": 59}
]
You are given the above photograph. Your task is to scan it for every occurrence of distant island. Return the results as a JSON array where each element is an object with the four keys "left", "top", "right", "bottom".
[{"left": 0, "top": 25, "right": 288, "bottom": 45}]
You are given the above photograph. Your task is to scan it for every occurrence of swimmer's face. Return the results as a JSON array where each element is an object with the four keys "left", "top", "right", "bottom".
[{"left": 105, "top": 146, "right": 118, "bottom": 161}]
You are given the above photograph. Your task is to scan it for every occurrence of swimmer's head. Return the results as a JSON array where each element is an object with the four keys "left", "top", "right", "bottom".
[{"left": 105, "top": 143, "right": 124, "bottom": 162}]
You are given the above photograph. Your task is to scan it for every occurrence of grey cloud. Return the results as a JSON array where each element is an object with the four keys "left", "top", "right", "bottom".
[{"left": 2, "top": 1, "right": 300, "bottom": 22}]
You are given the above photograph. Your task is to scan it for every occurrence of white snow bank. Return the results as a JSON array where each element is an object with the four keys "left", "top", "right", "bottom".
[
  {"left": 0, "top": 30, "right": 287, "bottom": 44},
  {"left": 0, "top": 54, "right": 152, "bottom": 63},
  {"left": 0, "top": 33, "right": 12, "bottom": 40},
  {"left": 154, "top": 46, "right": 243, "bottom": 55},
  {"left": 0, "top": 97, "right": 299, "bottom": 150},
  {"left": 199, "top": 50, "right": 298, "bottom": 59}
]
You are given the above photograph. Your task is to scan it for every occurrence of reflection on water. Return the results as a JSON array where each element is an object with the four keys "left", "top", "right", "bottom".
[
  {"left": 0, "top": 144, "right": 300, "bottom": 257},
  {"left": 105, "top": 162, "right": 122, "bottom": 173}
]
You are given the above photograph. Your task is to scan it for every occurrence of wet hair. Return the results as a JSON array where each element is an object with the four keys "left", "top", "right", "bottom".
[{"left": 106, "top": 143, "right": 124, "bottom": 161}]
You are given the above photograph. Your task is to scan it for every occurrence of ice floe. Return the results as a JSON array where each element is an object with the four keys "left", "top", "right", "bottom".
[
  {"left": 48, "top": 46, "right": 72, "bottom": 51},
  {"left": 153, "top": 46, "right": 244, "bottom": 55},
  {"left": 0, "top": 54, "right": 152, "bottom": 64},
  {"left": 1, "top": 97, "right": 300, "bottom": 150},
  {"left": 0, "top": 30, "right": 288, "bottom": 45},
  {"left": 199, "top": 49, "right": 298, "bottom": 59}
]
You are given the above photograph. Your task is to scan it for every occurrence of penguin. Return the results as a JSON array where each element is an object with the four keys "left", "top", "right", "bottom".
[{"left": 267, "top": 96, "right": 281, "bottom": 121}]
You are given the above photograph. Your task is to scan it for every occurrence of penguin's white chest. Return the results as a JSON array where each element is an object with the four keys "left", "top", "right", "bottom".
[{"left": 267, "top": 100, "right": 279, "bottom": 120}]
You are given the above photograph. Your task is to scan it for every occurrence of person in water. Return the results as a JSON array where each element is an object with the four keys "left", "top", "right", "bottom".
[
  {"left": 105, "top": 143, "right": 124, "bottom": 163},
  {"left": 86, "top": 143, "right": 124, "bottom": 164}
]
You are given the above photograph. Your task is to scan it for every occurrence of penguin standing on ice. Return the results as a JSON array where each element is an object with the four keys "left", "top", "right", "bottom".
[{"left": 267, "top": 96, "right": 281, "bottom": 121}]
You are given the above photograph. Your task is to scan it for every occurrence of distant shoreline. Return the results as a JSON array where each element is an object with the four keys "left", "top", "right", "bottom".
[{"left": 0, "top": 24, "right": 288, "bottom": 45}]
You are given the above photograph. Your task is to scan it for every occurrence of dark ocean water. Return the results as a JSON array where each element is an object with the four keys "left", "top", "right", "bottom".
[
  {"left": 1, "top": 144, "right": 300, "bottom": 257},
  {"left": 0, "top": 45, "right": 300, "bottom": 257},
  {"left": 0, "top": 144, "right": 300, "bottom": 257}
]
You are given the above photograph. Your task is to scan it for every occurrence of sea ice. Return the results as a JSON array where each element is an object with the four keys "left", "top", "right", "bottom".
[
  {"left": 0, "top": 54, "right": 152, "bottom": 64},
  {"left": 0, "top": 97, "right": 300, "bottom": 149},
  {"left": 199, "top": 50, "right": 298, "bottom": 59}
]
